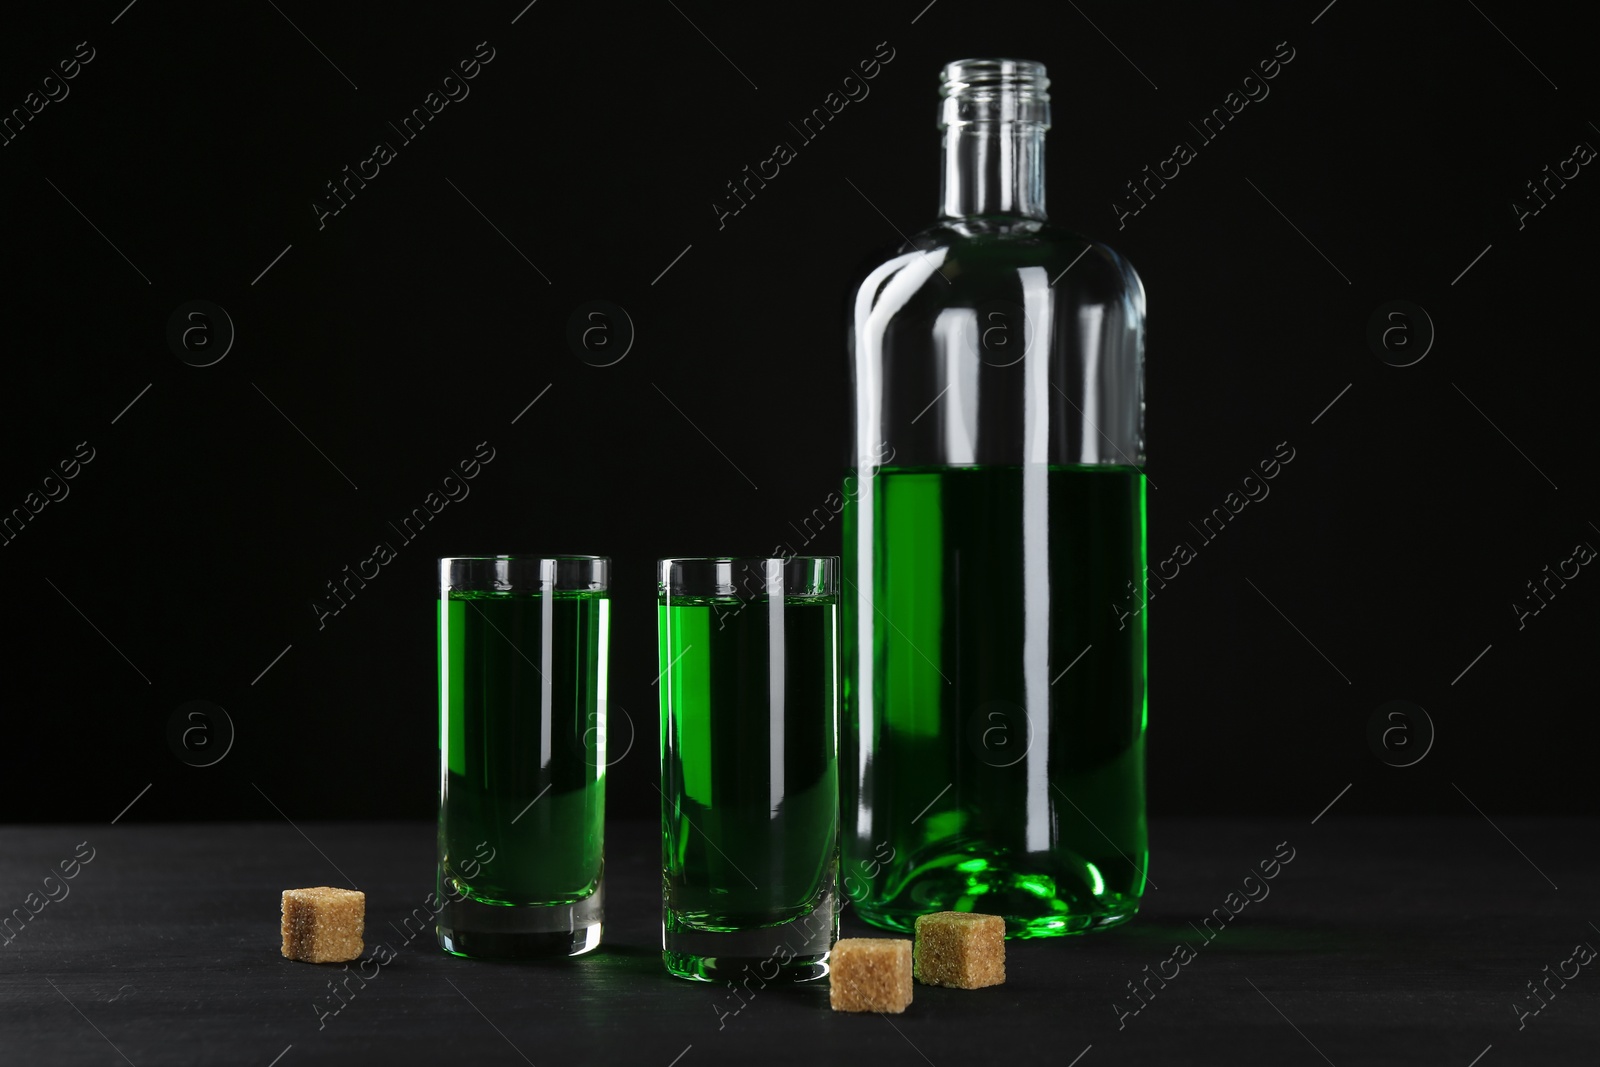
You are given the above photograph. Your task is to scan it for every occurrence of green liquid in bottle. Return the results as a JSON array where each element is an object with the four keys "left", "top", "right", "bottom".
[{"left": 842, "top": 464, "right": 1148, "bottom": 937}]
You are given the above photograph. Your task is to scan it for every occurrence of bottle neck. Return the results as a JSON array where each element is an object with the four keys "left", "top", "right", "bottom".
[{"left": 940, "top": 122, "right": 1047, "bottom": 220}]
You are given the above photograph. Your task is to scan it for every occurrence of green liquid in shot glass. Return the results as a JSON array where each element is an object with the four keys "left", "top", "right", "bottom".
[
  {"left": 438, "top": 589, "right": 607, "bottom": 909},
  {"left": 659, "top": 594, "right": 839, "bottom": 935}
]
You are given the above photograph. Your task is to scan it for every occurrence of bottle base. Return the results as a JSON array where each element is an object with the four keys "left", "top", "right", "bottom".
[
  {"left": 848, "top": 841, "right": 1144, "bottom": 938},
  {"left": 854, "top": 900, "right": 1138, "bottom": 938},
  {"left": 436, "top": 885, "right": 604, "bottom": 959}
]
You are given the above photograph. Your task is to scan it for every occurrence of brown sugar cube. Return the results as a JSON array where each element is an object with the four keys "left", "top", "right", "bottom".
[
  {"left": 829, "top": 938, "right": 913, "bottom": 1013},
  {"left": 280, "top": 887, "right": 365, "bottom": 963},
  {"left": 913, "top": 911, "right": 1006, "bottom": 989}
]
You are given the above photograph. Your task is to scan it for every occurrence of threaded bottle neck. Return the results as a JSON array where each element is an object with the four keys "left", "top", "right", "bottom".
[{"left": 938, "top": 59, "right": 1050, "bottom": 221}]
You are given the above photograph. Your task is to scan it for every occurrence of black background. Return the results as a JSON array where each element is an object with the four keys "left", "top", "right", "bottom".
[{"left": 2, "top": 0, "right": 1594, "bottom": 826}]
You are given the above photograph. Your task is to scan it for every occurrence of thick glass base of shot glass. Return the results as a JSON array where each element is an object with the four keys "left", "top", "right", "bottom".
[
  {"left": 661, "top": 920, "right": 833, "bottom": 984},
  {"left": 436, "top": 885, "right": 603, "bottom": 959}
]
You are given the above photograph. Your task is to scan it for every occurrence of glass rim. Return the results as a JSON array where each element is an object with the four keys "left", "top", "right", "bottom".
[
  {"left": 657, "top": 555, "right": 836, "bottom": 565},
  {"left": 658, "top": 556, "right": 837, "bottom": 598},
  {"left": 442, "top": 555, "right": 609, "bottom": 593},
  {"left": 440, "top": 554, "right": 609, "bottom": 563}
]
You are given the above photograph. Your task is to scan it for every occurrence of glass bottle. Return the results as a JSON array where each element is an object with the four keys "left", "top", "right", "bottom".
[{"left": 841, "top": 58, "right": 1148, "bottom": 937}]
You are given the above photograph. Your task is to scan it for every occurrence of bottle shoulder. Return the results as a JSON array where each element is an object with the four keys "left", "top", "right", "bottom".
[
  {"left": 849, "top": 218, "right": 1144, "bottom": 310},
  {"left": 909, "top": 217, "right": 1081, "bottom": 245}
]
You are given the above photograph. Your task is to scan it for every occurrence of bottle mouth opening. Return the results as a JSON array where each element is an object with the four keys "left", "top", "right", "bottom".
[
  {"left": 939, "top": 58, "right": 1050, "bottom": 129},
  {"left": 941, "top": 59, "right": 1049, "bottom": 94}
]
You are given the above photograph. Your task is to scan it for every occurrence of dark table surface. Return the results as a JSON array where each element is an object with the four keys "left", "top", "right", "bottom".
[{"left": 2, "top": 818, "right": 1594, "bottom": 1065}]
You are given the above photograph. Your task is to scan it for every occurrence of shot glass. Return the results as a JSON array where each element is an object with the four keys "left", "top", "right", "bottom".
[
  {"left": 436, "top": 556, "right": 609, "bottom": 958},
  {"left": 658, "top": 556, "right": 840, "bottom": 983}
]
